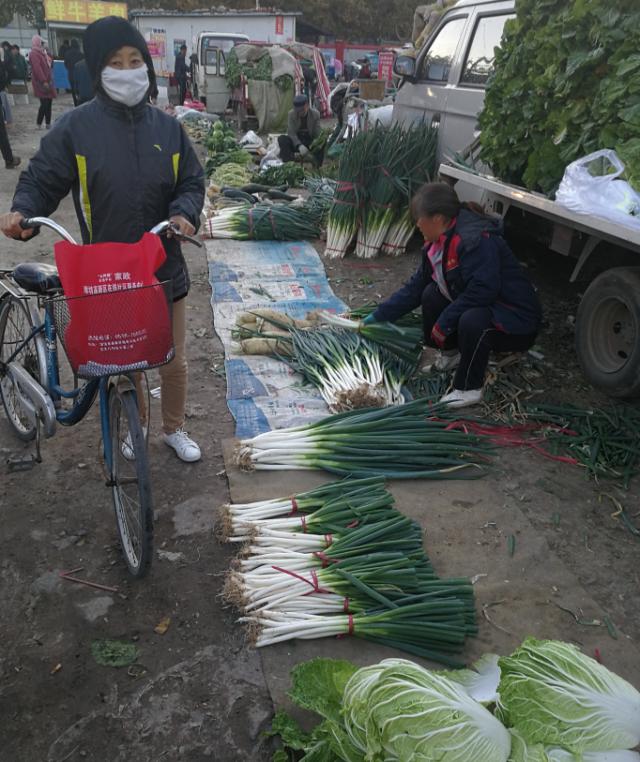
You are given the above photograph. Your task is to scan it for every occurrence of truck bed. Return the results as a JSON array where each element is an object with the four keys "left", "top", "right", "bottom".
[{"left": 439, "top": 163, "right": 640, "bottom": 271}]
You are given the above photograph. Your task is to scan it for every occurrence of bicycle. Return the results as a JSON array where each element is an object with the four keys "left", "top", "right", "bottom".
[{"left": 0, "top": 217, "right": 203, "bottom": 578}]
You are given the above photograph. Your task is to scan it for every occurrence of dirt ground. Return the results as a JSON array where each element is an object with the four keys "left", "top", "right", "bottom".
[{"left": 1, "top": 94, "right": 639, "bottom": 761}]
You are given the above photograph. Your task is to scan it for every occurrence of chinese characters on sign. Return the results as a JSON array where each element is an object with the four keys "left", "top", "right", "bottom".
[
  {"left": 275, "top": 15, "right": 284, "bottom": 35},
  {"left": 44, "top": 0, "right": 128, "bottom": 24},
  {"left": 377, "top": 51, "right": 395, "bottom": 85}
]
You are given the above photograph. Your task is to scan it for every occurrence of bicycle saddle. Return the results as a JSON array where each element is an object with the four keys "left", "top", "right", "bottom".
[{"left": 12, "top": 262, "right": 61, "bottom": 294}]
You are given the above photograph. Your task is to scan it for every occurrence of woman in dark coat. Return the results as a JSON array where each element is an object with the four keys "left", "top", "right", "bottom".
[
  {"left": 1, "top": 17, "right": 205, "bottom": 461},
  {"left": 366, "top": 182, "right": 542, "bottom": 408}
]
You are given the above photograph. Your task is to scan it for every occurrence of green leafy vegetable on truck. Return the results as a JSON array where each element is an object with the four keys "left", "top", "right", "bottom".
[{"left": 479, "top": 1, "right": 640, "bottom": 194}]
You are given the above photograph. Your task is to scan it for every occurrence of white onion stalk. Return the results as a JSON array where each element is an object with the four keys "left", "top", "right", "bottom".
[{"left": 381, "top": 209, "right": 415, "bottom": 256}]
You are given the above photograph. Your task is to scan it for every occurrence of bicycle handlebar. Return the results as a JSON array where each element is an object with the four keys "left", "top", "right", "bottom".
[
  {"left": 21, "top": 217, "right": 78, "bottom": 244},
  {"left": 21, "top": 217, "right": 203, "bottom": 248}
]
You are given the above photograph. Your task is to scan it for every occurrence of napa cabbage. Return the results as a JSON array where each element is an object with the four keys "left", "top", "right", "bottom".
[
  {"left": 343, "top": 658, "right": 511, "bottom": 761},
  {"left": 498, "top": 638, "right": 640, "bottom": 754}
]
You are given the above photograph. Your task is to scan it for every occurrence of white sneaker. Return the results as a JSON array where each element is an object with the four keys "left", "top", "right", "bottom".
[
  {"left": 421, "top": 349, "right": 461, "bottom": 374},
  {"left": 439, "top": 388, "right": 483, "bottom": 408},
  {"left": 163, "top": 428, "right": 201, "bottom": 462},
  {"left": 121, "top": 425, "right": 148, "bottom": 461}
]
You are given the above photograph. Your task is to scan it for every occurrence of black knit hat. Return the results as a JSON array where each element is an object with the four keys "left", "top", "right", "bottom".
[{"left": 83, "top": 16, "right": 155, "bottom": 84}]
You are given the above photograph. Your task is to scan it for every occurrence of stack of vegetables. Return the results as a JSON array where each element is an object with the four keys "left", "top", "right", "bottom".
[
  {"left": 225, "top": 47, "right": 293, "bottom": 94},
  {"left": 252, "top": 162, "right": 306, "bottom": 188},
  {"left": 270, "top": 640, "right": 640, "bottom": 762},
  {"left": 220, "top": 477, "right": 478, "bottom": 664},
  {"left": 205, "top": 120, "right": 253, "bottom": 175},
  {"left": 325, "top": 123, "right": 438, "bottom": 259},
  {"left": 233, "top": 309, "right": 419, "bottom": 412},
  {"left": 235, "top": 397, "right": 494, "bottom": 479},
  {"left": 317, "top": 311, "right": 423, "bottom": 365},
  {"left": 278, "top": 326, "right": 414, "bottom": 411},
  {"left": 479, "top": 1, "right": 640, "bottom": 194},
  {"left": 204, "top": 202, "right": 321, "bottom": 241}
]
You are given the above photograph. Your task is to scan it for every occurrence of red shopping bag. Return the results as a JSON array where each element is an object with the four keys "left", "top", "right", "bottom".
[{"left": 53, "top": 234, "right": 174, "bottom": 377}]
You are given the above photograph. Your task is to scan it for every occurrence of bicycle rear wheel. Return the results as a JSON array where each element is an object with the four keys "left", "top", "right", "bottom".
[
  {"left": 0, "top": 296, "right": 45, "bottom": 441},
  {"left": 108, "top": 385, "right": 153, "bottom": 577}
]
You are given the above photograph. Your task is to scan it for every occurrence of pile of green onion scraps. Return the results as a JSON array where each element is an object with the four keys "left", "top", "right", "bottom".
[
  {"left": 220, "top": 477, "right": 477, "bottom": 666},
  {"left": 235, "top": 397, "right": 494, "bottom": 479}
]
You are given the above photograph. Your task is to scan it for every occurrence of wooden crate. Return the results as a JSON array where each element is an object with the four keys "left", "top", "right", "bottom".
[{"left": 357, "top": 79, "right": 385, "bottom": 101}]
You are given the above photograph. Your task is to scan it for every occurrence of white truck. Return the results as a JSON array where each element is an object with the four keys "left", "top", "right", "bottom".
[
  {"left": 391, "top": 0, "right": 640, "bottom": 398},
  {"left": 193, "top": 32, "right": 249, "bottom": 112}
]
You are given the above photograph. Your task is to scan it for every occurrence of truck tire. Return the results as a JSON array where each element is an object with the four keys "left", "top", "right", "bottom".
[{"left": 575, "top": 266, "right": 640, "bottom": 398}]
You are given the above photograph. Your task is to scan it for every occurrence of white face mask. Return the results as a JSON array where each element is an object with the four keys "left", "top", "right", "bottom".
[{"left": 101, "top": 66, "right": 149, "bottom": 107}]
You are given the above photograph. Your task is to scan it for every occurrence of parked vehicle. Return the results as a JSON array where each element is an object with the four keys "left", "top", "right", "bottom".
[
  {"left": 391, "top": 0, "right": 640, "bottom": 398},
  {"left": 194, "top": 32, "right": 249, "bottom": 111}
]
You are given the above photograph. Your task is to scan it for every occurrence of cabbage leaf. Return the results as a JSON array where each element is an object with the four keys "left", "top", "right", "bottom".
[
  {"left": 344, "top": 658, "right": 511, "bottom": 761},
  {"left": 497, "top": 638, "right": 640, "bottom": 753}
]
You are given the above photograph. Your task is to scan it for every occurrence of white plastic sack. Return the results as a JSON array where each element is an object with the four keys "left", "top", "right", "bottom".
[
  {"left": 240, "top": 130, "right": 264, "bottom": 148},
  {"left": 556, "top": 149, "right": 640, "bottom": 229},
  {"left": 367, "top": 104, "right": 393, "bottom": 128},
  {"left": 174, "top": 106, "right": 220, "bottom": 123},
  {"left": 259, "top": 136, "right": 282, "bottom": 169}
]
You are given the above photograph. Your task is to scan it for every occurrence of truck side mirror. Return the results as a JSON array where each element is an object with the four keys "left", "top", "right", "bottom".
[{"left": 394, "top": 55, "right": 416, "bottom": 78}]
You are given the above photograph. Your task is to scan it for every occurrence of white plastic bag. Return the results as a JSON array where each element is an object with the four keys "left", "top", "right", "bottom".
[
  {"left": 240, "top": 130, "right": 263, "bottom": 148},
  {"left": 556, "top": 149, "right": 640, "bottom": 229}
]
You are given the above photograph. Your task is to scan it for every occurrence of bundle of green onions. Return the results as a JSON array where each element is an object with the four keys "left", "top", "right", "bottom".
[
  {"left": 284, "top": 327, "right": 413, "bottom": 411},
  {"left": 243, "top": 601, "right": 475, "bottom": 667},
  {"left": 381, "top": 208, "right": 417, "bottom": 256},
  {"left": 325, "top": 133, "right": 371, "bottom": 258},
  {"left": 205, "top": 202, "right": 320, "bottom": 241},
  {"left": 220, "top": 477, "right": 477, "bottom": 665},
  {"left": 318, "top": 311, "right": 423, "bottom": 365},
  {"left": 218, "top": 476, "right": 391, "bottom": 542},
  {"left": 325, "top": 123, "right": 437, "bottom": 259},
  {"left": 235, "top": 397, "right": 493, "bottom": 479}
]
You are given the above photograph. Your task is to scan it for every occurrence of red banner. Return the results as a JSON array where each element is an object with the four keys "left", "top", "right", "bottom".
[{"left": 378, "top": 51, "right": 395, "bottom": 84}]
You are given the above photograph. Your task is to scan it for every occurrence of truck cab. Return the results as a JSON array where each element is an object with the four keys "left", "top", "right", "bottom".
[
  {"left": 392, "top": 0, "right": 515, "bottom": 164},
  {"left": 195, "top": 32, "right": 249, "bottom": 112}
]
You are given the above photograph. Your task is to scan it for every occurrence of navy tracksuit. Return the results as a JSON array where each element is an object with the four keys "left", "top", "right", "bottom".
[{"left": 373, "top": 209, "right": 542, "bottom": 390}]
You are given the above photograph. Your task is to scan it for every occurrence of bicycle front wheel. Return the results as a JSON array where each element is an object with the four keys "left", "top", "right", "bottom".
[
  {"left": 108, "top": 385, "right": 153, "bottom": 577},
  {"left": 0, "top": 296, "right": 45, "bottom": 441}
]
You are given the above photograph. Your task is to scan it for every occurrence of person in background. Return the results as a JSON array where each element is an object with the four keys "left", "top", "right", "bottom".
[
  {"left": 0, "top": 58, "right": 20, "bottom": 167},
  {"left": 0, "top": 43, "right": 13, "bottom": 125},
  {"left": 278, "top": 94, "right": 322, "bottom": 166},
  {"left": 64, "top": 39, "right": 84, "bottom": 105},
  {"left": 30, "top": 35, "right": 56, "bottom": 129},
  {"left": 72, "top": 58, "right": 93, "bottom": 105},
  {"left": 58, "top": 38, "right": 70, "bottom": 60},
  {"left": 189, "top": 52, "right": 198, "bottom": 98},
  {"left": 11, "top": 45, "right": 29, "bottom": 85},
  {"left": 364, "top": 182, "right": 542, "bottom": 408},
  {"left": 0, "top": 16, "right": 205, "bottom": 462},
  {"left": 174, "top": 43, "right": 188, "bottom": 105},
  {"left": 333, "top": 56, "right": 343, "bottom": 81},
  {"left": 301, "top": 60, "right": 317, "bottom": 105}
]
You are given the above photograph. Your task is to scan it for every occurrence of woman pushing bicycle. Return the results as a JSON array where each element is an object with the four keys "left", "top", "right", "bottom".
[{"left": 0, "top": 16, "right": 205, "bottom": 463}]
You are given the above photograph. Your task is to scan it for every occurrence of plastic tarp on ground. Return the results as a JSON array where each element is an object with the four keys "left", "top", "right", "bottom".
[{"left": 206, "top": 239, "right": 346, "bottom": 438}]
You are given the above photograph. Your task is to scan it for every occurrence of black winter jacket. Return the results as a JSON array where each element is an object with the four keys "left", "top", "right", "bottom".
[
  {"left": 373, "top": 208, "right": 542, "bottom": 339},
  {"left": 11, "top": 93, "right": 205, "bottom": 300}
]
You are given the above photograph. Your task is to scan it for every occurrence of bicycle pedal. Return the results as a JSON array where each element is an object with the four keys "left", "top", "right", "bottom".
[{"left": 6, "top": 453, "right": 37, "bottom": 472}]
